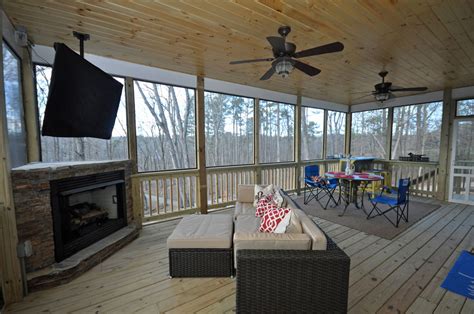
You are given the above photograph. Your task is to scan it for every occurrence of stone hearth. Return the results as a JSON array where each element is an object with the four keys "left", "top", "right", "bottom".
[{"left": 11, "top": 160, "right": 137, "bottom": 290}]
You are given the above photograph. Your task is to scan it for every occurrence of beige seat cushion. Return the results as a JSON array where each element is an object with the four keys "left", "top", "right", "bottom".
[
  {"left": 234, "top": 232, "right": 311, "bottom": 265},
  {"left": 167, "top": 214, "right": 233, "bottom": 249},
  {"left": 234, "top": 202, "right": 256, "bottom": 218},
  {"left": 235, "top": 214, "right": 260, "bottom": 233},
  {"left": 292, "top": 208, "right": 327, "bottom": 250}
]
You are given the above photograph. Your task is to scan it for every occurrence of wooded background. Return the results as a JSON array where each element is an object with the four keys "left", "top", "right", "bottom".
[{"left": 35, "top": 65, "right": 445, "bottom": 171}]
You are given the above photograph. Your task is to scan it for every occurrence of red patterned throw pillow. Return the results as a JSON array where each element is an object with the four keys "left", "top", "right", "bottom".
[
  {"left": 259, "top": 207, "right": 292, "bottom": 233},
  {"left": 255, "top": 197, "right": 278, "bottom": 217}
]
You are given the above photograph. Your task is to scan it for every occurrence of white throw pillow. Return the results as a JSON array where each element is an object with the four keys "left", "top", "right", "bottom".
[
  {"left": 273, "top": 188, "right": 285, "bottom": 207},
  {"left": 253, "top": 184, "right": 274, "bottom": 206}
]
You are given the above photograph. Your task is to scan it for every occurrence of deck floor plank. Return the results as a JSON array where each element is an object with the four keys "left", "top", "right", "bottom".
[{"left": 5, "top": 201, "right": 473, "bottom": 314}]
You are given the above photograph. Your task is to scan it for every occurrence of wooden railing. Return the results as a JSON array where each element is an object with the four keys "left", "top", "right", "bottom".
[
  {"left": 261, "top": 162, "right": 297, "bottom": 191},
  {"left": 132, "top": 169, "right": 199, "bottom": 222},
  {"left": 207, "top": 165, "right": 255, "bottom": 209},
  {"left": 383, "top": 161, "right": 440, "bottom": 197},
  {"left": 132, "top": 159, "right": 440, "bottom": 222}
]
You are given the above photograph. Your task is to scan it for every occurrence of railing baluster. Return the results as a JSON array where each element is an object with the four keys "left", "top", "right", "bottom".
[
  {"left": 147, "top": 180, "right": 152, "bottom": 216},
  {"left": 154, "top": 178, "right": 159, "bottom": 215},
  {"left": 163, "top": 178, "right": 167, "bottom": 214}
]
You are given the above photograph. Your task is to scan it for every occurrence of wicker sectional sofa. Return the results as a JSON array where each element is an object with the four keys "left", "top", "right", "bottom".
[
  {"left": 234, "top": 184, "right": 350, "bottom": 313},
  {"left": 167, "top": 184, "right": 350, "bottom": 313}
]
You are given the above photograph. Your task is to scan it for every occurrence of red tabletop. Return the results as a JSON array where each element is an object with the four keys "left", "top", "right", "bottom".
[{"left": 325, "top": 171, "right": 384, "bottom": 181}]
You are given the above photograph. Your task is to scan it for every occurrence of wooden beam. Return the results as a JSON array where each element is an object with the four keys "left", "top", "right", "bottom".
[
  {"left": 344, "top": 110, "right": 351, "bottom": 156},
  {"left": 21, "top": 46, "right": 40, "bottom": 162},
  {"left": 386, "top": 107, "right": 394, "bottom": 161},
  {"left": 437, "top": 88, "right": 454, "bottom": 201},
  {"left": 196, "top": 76, "right": 207, "bottom": 214},
  {"left": 295, "top": 95, "right": 302, "bottom": 194},
  {"left": 322, "top": 110, "right": 328, "bottom": 159},
  {"left": 254, "top": 98, "right": 261, "bottom": 184},
  {"left": 125, "top": 77, "right": 138, "bottom": 174},
  {"left": 125, "top": 77, "right": 141, "bottom": 226},
  {"left": 0, "top": 11, "right": 24, "bottom": 305}
]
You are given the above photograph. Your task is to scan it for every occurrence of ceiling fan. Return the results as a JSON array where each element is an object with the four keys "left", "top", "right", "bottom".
[
  {"left": 229, "top": 26, "right": 344, "bottom": 80},
  {"left": 357, "top": 71, "right": 428, "bottom": 103}
]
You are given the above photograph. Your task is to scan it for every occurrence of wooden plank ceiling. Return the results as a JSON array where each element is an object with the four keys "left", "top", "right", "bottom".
[{"left": 4, "top": 0, "right": 474, "bottom": 105}]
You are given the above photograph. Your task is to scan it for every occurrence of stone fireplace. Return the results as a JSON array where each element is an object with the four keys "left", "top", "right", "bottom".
[{"left": 11, "top": 160, "right": 138, "bottom": 290}]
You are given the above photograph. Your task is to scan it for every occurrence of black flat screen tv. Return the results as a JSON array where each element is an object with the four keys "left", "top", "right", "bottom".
[{"left": 41, "top": 43, "right": 123, "bottom": 139}]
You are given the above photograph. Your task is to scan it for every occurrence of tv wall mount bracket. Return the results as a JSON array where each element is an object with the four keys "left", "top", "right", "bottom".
[{"left": 72, "top": 31, "right": 90, "bottom": 58}]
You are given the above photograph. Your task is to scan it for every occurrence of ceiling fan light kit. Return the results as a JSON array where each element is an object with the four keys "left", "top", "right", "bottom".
[
  {"left": 275, "top": 58, "right": 294, "bottom": 78},
  {"left": 375, "top": 92, "right": 390, "bottom": 102},
  {"left": 230, "top": 25, "right": 344, "bottom": 80}
]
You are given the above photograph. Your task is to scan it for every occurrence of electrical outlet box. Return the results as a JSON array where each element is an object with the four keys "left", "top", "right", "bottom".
[
  {"left": 14, "top": 28, "right": 28, "bottom": 47},
  {"left": 17, "top": 240, "right": 33, "bottom": 258}
]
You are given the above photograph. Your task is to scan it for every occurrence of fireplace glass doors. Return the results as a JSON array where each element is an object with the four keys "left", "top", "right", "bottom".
[{"left": 50, "top": 171, "right": 127, "bottom": 262}]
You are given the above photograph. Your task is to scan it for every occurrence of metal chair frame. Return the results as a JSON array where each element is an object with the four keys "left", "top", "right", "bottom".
[
  {"left": 303, "top": 165, "right": 339, "bottom": 209},
  {"left": 367, "top": 178, "right": 410, "bottom": 227}
]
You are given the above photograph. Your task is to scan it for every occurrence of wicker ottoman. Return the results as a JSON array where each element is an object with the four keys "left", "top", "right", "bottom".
[{"left": 167, "top": 214, "right": 234, "bottom": 277}]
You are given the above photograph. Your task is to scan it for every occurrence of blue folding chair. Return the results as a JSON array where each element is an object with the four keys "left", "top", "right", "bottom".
[
  {"left": 303, "top": 165, "right": 339, "bottom": 209},
  {"left": 367, "top": 178, "right": 410, "bottom": 227}
]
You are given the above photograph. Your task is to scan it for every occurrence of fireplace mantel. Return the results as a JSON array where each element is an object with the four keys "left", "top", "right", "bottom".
[{"left": 12, "top": 160, "right": 130, "bottom": 171}]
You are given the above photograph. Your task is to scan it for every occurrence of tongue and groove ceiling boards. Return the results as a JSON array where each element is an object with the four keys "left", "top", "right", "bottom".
[{"left": 4, "top": 0, "right": 474, "bottom": 105}]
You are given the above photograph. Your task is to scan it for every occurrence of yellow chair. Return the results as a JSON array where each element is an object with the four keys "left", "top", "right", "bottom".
[{"left": 367, "top": 171, "right": 391, "bottom": 195}]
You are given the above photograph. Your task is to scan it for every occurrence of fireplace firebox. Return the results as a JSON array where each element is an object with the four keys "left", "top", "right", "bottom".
[{"left": 50, "top": 171, "right": 127, "bottom": 262}]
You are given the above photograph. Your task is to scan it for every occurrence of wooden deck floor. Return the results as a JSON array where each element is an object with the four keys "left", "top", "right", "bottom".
[{"left": 6, "top": 199, "right": 474, "bottom": 313}]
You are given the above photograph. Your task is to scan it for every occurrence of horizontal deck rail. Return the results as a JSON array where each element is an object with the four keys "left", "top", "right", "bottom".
[{"left": 132, "top": 160, "right": 440, "bottom": 222}]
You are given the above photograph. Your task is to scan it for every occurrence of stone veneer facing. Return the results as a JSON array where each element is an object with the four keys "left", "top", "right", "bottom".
[{"left": 11, "top": 160, "right": 134, "bottom": 273}]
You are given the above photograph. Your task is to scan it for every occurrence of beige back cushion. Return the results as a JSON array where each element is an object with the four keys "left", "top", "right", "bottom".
[
  {"left": 292, "top": 208, "right": 327, "bottom": 250},
  {"left": 237, "top": 184, "right": 256, "bottom": 203},
  {"left": 285, "top": 210, "right": 303, "bottom": 233}
]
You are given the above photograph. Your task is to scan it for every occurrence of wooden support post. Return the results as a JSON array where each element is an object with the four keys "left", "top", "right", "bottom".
[
  {"left": 125, "top": 77, "right": 138, "bottom": 174},
  {"left": 254, "top": 98, "right": 261, "bottom": 184},
  {"left": 22, "top": 46, "right": 40, "bottom": 162},
  {"left": 0, "top": 12, "right": 24, "bottom": 304},
  {"left": 344, "top": 110, "right": 351, "bottom": 156},
  {"left": 322, "top": 109, "right": 328, "bottom": 160},
  {"left": 437, "top": 88, "right": 454, "bottom": 201},
  {"left": 295, "top": 95, "right": 302, "bottom": 194},
  {"left": 196, "top": 76, "right": 207, "bottom": 214},
  {"left": 386, "top": 107, "right": 394, "bottom": 161},
  {"left": 125, "top": 77, "right": 141, "bottom": 227}
]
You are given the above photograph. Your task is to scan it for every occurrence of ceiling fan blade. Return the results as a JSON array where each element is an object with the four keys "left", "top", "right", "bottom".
[
  {"left": 229, "top": 57, "right": 274, "bottom": 65},
  {"left": 294, "top": 41, "right": 344, "bottom": 58},
  {"left": 293, "top": 60, "right": 321, "bottom": 76},
  {"left": 267, "top": 36, "right": 286, "bottom": 52},
  {"left": 350, "top": 91, "right": 374, "bottom": 94},
  {"left": 351, "top": 93, "right": 374, "bottom": 102},
  {"left": 260, "top": 67, "right": 275, "bottom": 80},
  {"left": 391, "top": 86, "right": 428, "bottom": 92}
]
